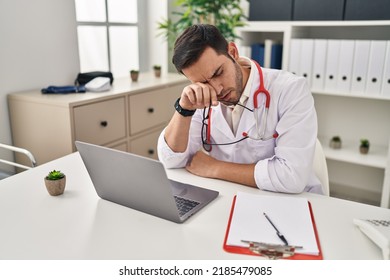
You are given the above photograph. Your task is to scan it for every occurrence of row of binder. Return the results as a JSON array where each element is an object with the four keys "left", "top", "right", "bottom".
[
  {"left": 250, "top": 40, "right": 283, "bottom": 70},
  {"left": 288, "top": 39, "right": 390, "bottom": 96}
]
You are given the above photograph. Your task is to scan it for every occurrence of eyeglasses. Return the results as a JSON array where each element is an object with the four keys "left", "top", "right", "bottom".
[
  {"left": 201, "top": 103, "right": 251, "bottom": 152},
  {"left": 201, "top": 101, "right": 279, "bottom": 152}
]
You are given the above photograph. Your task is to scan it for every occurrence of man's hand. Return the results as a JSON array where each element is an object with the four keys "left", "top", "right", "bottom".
[{"left": 180, "top": 82, "right": 219, "bottom": 111}]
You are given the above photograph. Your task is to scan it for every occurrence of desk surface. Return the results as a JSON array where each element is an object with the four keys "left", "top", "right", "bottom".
[{"left": 1, "top": 152, "right": 389, "bottom": 260}]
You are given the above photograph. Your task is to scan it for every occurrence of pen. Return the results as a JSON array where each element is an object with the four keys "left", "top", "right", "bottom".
[{"left": 263, "top": 212, "right": 289, "bottom": 246}]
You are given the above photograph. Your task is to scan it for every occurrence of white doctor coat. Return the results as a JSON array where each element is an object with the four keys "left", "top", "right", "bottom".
[{"left": 158, "top": 60, "right": 322, "bottom": 194}]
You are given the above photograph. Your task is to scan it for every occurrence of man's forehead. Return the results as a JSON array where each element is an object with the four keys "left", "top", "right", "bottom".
[{"left": 183, "top": 48, "right": 225, "bottom": 82}]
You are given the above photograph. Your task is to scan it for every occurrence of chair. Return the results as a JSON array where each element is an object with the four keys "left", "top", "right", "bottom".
[
  {"left": 0, "top": 143, "right": 37, "bottom": 179},
  {"left": 313, "top": 139, "right": 329, "bottom": 196}
]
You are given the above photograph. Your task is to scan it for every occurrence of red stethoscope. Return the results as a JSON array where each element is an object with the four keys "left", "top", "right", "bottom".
[{"left": 203, "top": 60, "right": 278, "bottom": 151}]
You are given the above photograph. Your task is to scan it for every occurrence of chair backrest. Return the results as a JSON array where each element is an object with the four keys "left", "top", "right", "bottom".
[{"left": 313, "top": 139, "right": 329, "bottom": 196}]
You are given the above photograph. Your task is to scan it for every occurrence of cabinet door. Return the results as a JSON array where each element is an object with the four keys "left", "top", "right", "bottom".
[
  {"left": 130, "top": 129, "right": 162, "bottom": 160},
  {"left": 129, "top": 85, "right": 182, "bottom": 135},
  {"left": 73, "top": 97, "right": 126, "bottom": 145}
]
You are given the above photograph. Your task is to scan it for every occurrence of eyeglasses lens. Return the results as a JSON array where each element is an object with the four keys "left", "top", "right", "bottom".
[{"left": 202, "top": 107, "right": 212, "bottom": 152}]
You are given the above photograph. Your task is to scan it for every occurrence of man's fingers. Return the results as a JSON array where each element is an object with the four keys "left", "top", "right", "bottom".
[{"left": 181, "top": 83, "right": 218, "bottom": 109}]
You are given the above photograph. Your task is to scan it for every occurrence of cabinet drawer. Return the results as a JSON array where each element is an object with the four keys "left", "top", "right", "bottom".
[
  {"left": 73, "top": 97, "right": 126, "bottom": 145},
  {"left": 129, "top": 85, "right": 182, "bottom": 135},
  {"left": 130, "top": 129, "right": 163, "bottom": 160}
]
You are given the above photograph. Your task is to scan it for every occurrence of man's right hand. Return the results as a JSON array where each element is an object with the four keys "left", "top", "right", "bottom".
[{"left": 179, "top": 82, "right": 219, "bottom": 110}]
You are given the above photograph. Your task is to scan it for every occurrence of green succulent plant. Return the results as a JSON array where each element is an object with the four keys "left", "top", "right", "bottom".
[
  {"left": 331, "top": 136, "right": 341, "bottom": 142},
  {"left": 46, "top": 170, "right": 65, "bottom": 180},
  {"left": 360, "top": 139, "right": 370, "bottom": 148}
]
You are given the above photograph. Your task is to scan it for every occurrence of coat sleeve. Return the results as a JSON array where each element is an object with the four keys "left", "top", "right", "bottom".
[
  {"left": 157, "top": 110, "right": 204, "bottom": 168},
  {"left": 254, "top": 73, "right": 318, "bottom": 193}
]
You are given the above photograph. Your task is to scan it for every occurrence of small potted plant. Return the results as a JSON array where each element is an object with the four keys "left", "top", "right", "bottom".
[
  {"left": 130, "top": 70, "right": 139, "bottom": 82},
  {"left": 44, "top": 170, "right": 66, "bottom": 196},
  {"left": 360, "top": 139, "right": 370, "bottom": 154},
  {"left": 153, "top": 65, "right": 161, "bottom": 78},
  {"left": 329, "top": 136, "right": 342, "bottom": 149}
]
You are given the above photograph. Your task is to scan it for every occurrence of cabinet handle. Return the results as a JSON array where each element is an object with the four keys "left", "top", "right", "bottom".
[
  {"left": 147, "top": 108, "right": 154, "bottom": 113},
  {"left": 148, "top": 149, "right": 155, "bottom": 155},
  {"left": 100, "top": 121, "right": 108, "bottom": 127}
]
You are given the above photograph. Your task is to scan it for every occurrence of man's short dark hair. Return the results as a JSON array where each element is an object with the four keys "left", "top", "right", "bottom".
[{"left": 172, "top": 24, "right": 229, "bottom": 74}]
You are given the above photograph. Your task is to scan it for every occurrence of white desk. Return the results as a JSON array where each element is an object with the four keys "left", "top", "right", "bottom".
[{"left": 0, "top": 152, "right": 389, "bottom": 260}]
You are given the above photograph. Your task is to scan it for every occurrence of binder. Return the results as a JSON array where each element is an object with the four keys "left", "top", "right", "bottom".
[
  {"left": 264, "top": 39, "right": 283, "bottom": 69},
  {"left": 249, "top": 0, "right": 293, "bottom": 21},
  {"left": 223, "top": 193, "right": 323, "bottom": 260},
  {"left": 311, "top": 39, "right": 327, "bottom": 91},
  {"left": 365, "top": 40, "right": 387, "bottom": 95},
  {"left": 351, "top": 40, "right": 371, "bottom": 94},
  {"left": 293, "top": 0, "right": 345, "bottom": 21},
  {"left": 336, "top": 40, "right": 355, "bottom": 92},
  {"left": 264, "top": 40, "right": 272, "bottom": 68},
  {"left": 288, "top": 39, "right": 301, "bottom": 76},
  {"left": 270, "top": 43, "right": 283, "bottom": 70},
  {"left": 381, "top": 41, "right": 390, "bottom": 96},
  {"left": 299, "top": 39, "right": 314, "bottom": 87},
  {"left": 251, "top": 43, "right": 265, "bottom": 66},
  {"left": 324, "top": 40, "right": 341, "bottom": 92},
  {"left": 344, "top": 0, "right": 390, "bottom": 20}
]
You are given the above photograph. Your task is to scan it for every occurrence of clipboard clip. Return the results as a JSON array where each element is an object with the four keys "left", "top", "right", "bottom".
[{"left": 242, "top": 240, "right": 303, "bottom": 260}]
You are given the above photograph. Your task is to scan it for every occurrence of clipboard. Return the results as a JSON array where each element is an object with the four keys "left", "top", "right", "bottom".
[{"left": 223, "top": 195, "right": 323, "bottom": 260}]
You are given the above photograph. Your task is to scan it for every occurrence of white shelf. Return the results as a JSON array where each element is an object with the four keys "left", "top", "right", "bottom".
[
  {"left": 312, "top": 90, "right": 390, "bottom": 101},
  {"left": 322, "top": 141, "right": 388, "bottom": 169},
  {"left": 238, "top": 20, "right": 390, "bottom": 208}
]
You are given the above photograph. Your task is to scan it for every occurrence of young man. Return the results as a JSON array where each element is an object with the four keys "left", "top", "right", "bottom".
[{"left": 157, "top": 24, "right": 322, "bottom": 194}]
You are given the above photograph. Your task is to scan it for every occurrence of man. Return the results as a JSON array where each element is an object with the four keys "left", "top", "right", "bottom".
[{"left": 157, "top": 24, "right": 322, "bottom": 194}]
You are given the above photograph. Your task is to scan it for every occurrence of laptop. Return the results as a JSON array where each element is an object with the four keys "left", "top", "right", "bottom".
[{"left": 75, "top": 141, "right": 219, "bottom": 223}]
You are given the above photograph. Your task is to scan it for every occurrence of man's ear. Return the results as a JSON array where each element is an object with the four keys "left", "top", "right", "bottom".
[{"left": 228, "top": 42, "right": 239, "bottom": 59}]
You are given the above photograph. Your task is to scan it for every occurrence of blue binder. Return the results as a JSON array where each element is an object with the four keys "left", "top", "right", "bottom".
[
  {"left": 270, "top": 44, "right": 283, "bottom": 69},
  {"left": 251, "top": 43, "right": 265, "bottom": 66}
]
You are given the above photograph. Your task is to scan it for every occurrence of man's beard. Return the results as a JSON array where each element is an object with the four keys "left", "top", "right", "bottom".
[{"left": 222, "top": 60, "right": 243, "bottom": 106}]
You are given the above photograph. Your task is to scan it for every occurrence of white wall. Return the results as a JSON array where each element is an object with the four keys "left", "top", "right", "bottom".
[
  {"left": 138, "top": 0, "right": 169, "bottom": 73},
  {"left": 0, "top": 0, "right": 80, "bottom": 171},
  {"left": 147, "top": 0, "right": 168, "bottom": 73}
]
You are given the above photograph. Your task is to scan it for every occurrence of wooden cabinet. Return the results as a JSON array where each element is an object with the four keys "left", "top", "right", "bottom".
[
  {"left": 73, "top": 97, "right": 127, "bottom": 145},
  {"left": 128, "top": 85, "right": 181, "bottom": 135},
  {"left": 8, "top": 72, "right": 188, "bottom": 165},
  {"left": 237, "top": 21, "right": 390, "bottom": 208}
]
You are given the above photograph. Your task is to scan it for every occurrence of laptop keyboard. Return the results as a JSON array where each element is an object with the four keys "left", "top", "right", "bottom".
[{"left": 174, "top": 196, "right": 200, "bottom": 217}]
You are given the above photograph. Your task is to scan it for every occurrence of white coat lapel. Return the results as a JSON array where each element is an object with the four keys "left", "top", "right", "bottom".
[{"left": 210, "top": 104, "right": 235, "bottom": 139}]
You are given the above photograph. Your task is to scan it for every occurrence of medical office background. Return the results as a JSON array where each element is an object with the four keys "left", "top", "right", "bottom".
[{"left": 1, "top": 0, "right": 390, "bottom": 208}]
